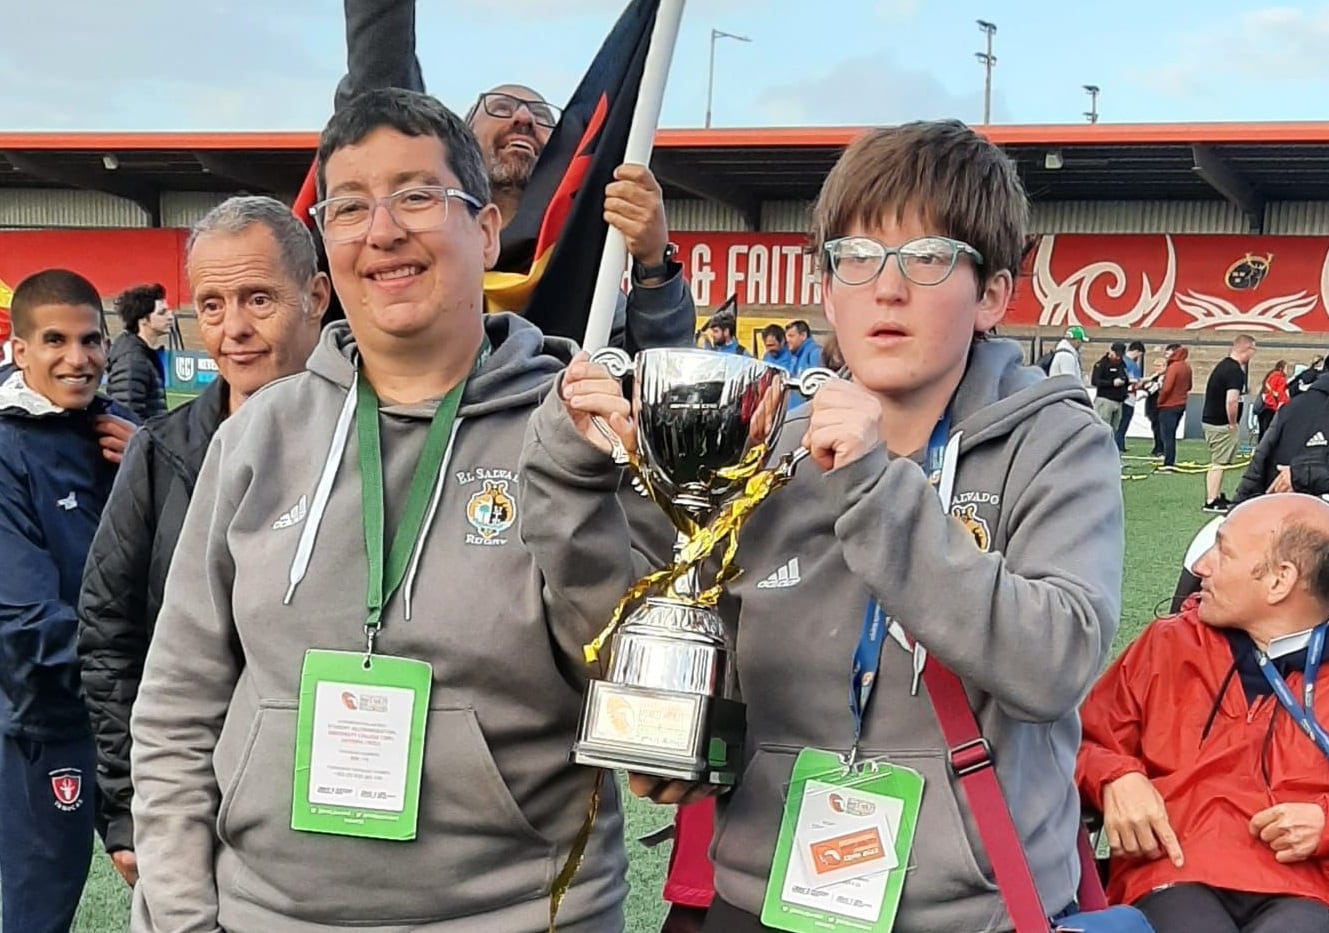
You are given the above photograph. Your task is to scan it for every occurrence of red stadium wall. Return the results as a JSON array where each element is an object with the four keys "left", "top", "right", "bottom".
[
  {"left": 679, "top": 232, "right": 1329, "bottom": 333},
  {"left": 0, "top": 230, "right": 190, "bottom": 310},
  {"left": 3, "top": 229, "right": 1329, "bottom": 333}
]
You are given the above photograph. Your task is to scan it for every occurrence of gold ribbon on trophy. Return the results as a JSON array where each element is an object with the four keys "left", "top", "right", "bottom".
[{"left": 582, "top": 443, "right": 795, "bottom": 668}]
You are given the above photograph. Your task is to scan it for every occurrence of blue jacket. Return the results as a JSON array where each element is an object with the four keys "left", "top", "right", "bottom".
[
  {"left": 789, "top": 338, "right": 823, "bottom": 375},
  {"left": 762, "top": 347, "right": 794, "bottom": 371},
  {"left": 0, "top": 372, "right": 133, "bottom": 741}
]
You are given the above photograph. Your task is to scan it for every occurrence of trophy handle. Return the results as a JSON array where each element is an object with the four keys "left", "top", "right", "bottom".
[
  {"left": 589, "top": 347, "right": 636, "bottom": 379},
  {"left": 776, "top": 368, "right": 840, "bottom": 477},
  {"left": 586, "top": 347, "right": 636, "bottom": 466},
  {"left": 786, "top": 366, "right": 838, "bottom": 397}
]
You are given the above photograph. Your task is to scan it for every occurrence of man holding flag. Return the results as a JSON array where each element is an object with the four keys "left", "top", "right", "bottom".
[
  {"left": 468, "top": 81, "right": 693, "bottom": 352},
  {"left": 306, "top": 0, "right": 695, "bottom": 352}
]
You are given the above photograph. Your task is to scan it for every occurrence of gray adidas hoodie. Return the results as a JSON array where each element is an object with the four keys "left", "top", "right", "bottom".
[
  {"left": 519, "top": 339, "right": 1124, "bottom": 933},
  {"left": 130, "top": 314, "right": 633, "bottom": 933}
]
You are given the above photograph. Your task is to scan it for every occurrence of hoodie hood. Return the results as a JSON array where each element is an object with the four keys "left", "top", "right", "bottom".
[
  {"left": 306, "top": 312, "right": 575, "bottom": 418},
  {"left": 949, "top": 337, "right": 1092, "bottom": 450},
  {"left": 1309, "top": 370, "right": 1329, "bottom": 396}
]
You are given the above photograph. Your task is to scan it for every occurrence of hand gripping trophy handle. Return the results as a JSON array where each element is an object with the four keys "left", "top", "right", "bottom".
[
  {"left": 587, "top": 348, "right": 638, "bottom": 466},
  {"left": 778, "top": 365, "right": 838, "bottom": 476}
]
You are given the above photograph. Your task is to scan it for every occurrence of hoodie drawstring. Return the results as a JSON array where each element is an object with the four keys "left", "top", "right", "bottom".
[
  {"left": 285, "top": 376, "right": 359, "bottom": 605},
  {"left": 284, "top": 377, "right": 465, "bottom": 620},
  {"left": 401, "top": 418, "right": 464, "bottom": 621}
]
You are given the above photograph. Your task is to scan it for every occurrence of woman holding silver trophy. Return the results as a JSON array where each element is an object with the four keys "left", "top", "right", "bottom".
[{"left": 518, "top": 120, "right": 1128, "bottom": 933}]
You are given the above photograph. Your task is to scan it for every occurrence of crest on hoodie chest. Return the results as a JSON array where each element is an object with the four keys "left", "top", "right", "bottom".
[
  {"left": 948, "top": 490, "right": 998, "bottom": 552},
  {"left": 456, "top": 467, "right": 518, "bottom": 547}
]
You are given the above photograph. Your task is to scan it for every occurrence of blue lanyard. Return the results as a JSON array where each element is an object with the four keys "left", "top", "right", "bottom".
[
  {"left": 1256, "top": 623, "right": 1329, "bottom": 760},
  {"left": 850, "top": 412, "right": 952, "bottom": 751}
]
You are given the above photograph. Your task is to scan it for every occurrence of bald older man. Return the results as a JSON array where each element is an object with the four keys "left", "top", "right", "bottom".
[{"left": 1078, "top": 494, "right": 1329, "bottom": 933}]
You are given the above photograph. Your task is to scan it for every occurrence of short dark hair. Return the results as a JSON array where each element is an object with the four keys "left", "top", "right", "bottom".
[
  {"left": 1128, "top": 340, "right": 1146, "bottom": 354},
  {"left": 11, "top": 270, "right": 102, "bottom": 338},
  {"left": 114, "top": 283, "right": 166, "bottom": 334},
  {"left": 761, "top": 324, "right": 785, "bottom": 344},
  {"left": 786, "top": 320, "right": 811, "bottom": 337},
  {"left": 706, "top": 309, "right": 735, "bottom": 334},
  {"left": 316, "top": 88, "right": 490, "bottom": 206}
]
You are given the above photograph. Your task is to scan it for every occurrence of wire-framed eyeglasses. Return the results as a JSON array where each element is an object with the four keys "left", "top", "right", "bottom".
[
  {"left": 823, "top": 235, "right": 984, "bottom": 287},
  {"left": 309, "top": 186, "right": 484, "bottom": 243},
  {"left": 476, "top": 92, "right": 561, "bottom": 129}
]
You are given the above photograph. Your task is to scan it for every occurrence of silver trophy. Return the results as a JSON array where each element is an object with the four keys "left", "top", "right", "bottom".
[{"left": 572, "top": 347, "right": 836, "bottom": 785}]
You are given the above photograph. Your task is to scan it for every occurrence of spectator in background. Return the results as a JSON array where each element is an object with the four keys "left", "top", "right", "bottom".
[
  {"left": 1091, "top": 340, "right": 1130, "bottom": 442},
  {"left": 77, "top": 197, "right": 329, "bottom": 890},
  {"left": 784, "top": 319, "right": 822, "bottom": 374},
  {"left": 760, "top": 323, "right": 793, "bottom": 370},
  {"left": 1201, "top": 334, "right": 1257, "bottom": 513},
  {"left": 107, "top": 283, "right": 172, "bottom": 421},
  {"left": 1289, "top": 357, "right": 1325, "bottom": 399},
  {"left": 0, "top": 270, "right": 136, "bottom": 933},
  {"left": 704, "top": 306, "right": 748, "bottom": 355},
  {"left": 1158, "top": 343, "right": 1193, "bottom": 470},
  {"left": 1143, "top": 356, "right": 1167, "bottom": 458},
  {"left": 1047, "top": 323, "right": 1087, "bottom": 381},
  {"left": 1116, "top": 340, "right": 1145, "bottom": 454},
  {"left": 1232, "top": 362, "right": 1329, "bottom": 505},
  {"left": 1257, "top": 359, "right": 1290, "bottom": 439}
]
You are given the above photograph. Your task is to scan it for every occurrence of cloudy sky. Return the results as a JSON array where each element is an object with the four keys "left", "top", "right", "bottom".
[{"left": 1, "top": 0, "right": 1326, "bottom": 130}]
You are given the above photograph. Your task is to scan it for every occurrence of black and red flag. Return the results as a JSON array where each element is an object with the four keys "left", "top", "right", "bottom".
[{"left": 483, "top": 0, "right": 661, "bottom": 341}]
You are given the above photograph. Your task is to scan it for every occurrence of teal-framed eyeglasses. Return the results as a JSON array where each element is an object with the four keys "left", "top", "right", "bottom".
[{"left": 823, "top": 235, "right": 984, "bottom": 287}]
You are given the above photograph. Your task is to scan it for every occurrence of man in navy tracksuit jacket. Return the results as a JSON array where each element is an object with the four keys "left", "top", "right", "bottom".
[{"left": 0, "top": 270, "right": 135, "bottom": 933}]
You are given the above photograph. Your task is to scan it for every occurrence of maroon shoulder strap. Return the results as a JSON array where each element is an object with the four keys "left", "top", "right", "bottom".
[{"left": 921, "top": 661, "right": 1052, "bottom": 933}]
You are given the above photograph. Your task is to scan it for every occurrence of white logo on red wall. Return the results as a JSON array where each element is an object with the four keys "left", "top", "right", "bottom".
[
  {"left": 49, "top": 768, "right": 83, "bottom": 811},
  {"left": 1026, "top": 234, "right": 1329, "bottom": 333}
]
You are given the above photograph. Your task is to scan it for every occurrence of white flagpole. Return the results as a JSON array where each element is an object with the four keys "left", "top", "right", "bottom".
[{"left": 581, "top": 0, "right": 687, "bottom": 352}]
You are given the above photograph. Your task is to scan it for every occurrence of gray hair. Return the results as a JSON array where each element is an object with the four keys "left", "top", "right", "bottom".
[{"left": 186, "top": 195, "right": 318, "bottom": 286}]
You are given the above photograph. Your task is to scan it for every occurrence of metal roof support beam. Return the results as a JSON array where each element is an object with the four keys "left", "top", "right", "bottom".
[
  {"left": 1, "top": 151, "right": 161, "bottom": 225},
  {"left": 650, "top": 150, "right": 761, "bottom": 230},
  {"left": 190, "top": 151, "right": 298, "bottom": 197},
  {"left": 1192, "top": 145, "right": 1264, "bottom": 232}
]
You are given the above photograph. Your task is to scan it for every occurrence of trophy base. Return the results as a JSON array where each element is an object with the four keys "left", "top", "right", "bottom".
[{"left": 573, "top": 679, "right": 745, "bottom": 785}]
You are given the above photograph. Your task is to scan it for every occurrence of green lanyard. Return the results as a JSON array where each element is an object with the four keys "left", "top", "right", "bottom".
[{"left": 355, "top": 371, "right": 467, "bottom": 653}]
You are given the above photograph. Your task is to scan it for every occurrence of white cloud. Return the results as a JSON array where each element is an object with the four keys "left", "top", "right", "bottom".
[
  {"left": 1137, "top": 5, "right": 1329, "bottom": 95},
  {"left": 757, "top": 53, "right": 1009, "bottom": 126}
]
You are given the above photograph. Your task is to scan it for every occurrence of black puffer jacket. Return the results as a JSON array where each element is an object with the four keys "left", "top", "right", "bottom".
[
  {"left": 106, "top": 330, "right": 167, "bottom": 422},
  {"left": 77, "top": 377, "right": 227, "bottom": 853},
  {"left": 1233, "top": 370, "right": 1329, "bottom": 505}
]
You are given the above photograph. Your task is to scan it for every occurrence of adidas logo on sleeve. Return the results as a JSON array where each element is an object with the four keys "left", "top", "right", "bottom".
[{"left": 756, "top": 558, "right": 801, "bottom": 589}]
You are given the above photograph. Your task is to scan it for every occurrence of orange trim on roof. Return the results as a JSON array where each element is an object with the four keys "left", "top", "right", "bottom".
[
  {"left": 5, "top": 122, "right": 1329, "bottom": 153},
  {"left": 0, "top": 132, "right": 319, "bottom": 151},
  {"left": 654, "top": 122, "right": 1329, "bottom": 148}
]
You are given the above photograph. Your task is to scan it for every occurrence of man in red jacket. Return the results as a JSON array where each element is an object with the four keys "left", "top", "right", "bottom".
[{"left": 1077, "top": 492, "right": 1329, "bottom": 933}]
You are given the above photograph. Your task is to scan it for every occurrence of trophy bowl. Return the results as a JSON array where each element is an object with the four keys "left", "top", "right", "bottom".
[{"left": 572, "top": 347, "right": 835, "bottom": 784}]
